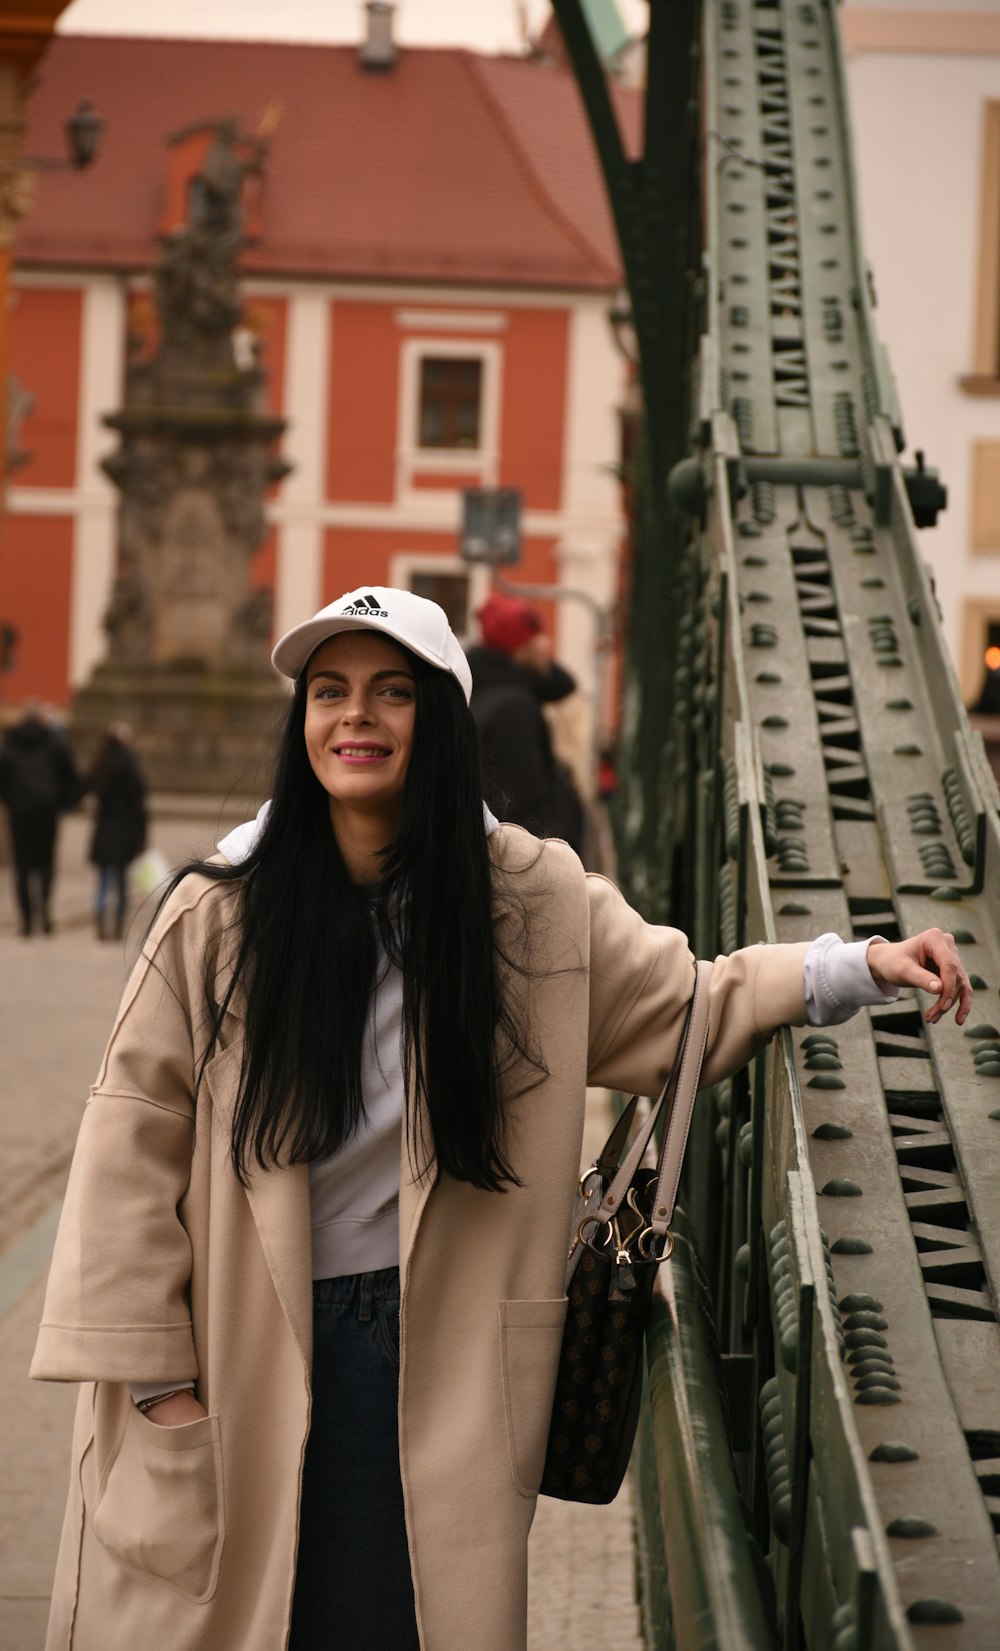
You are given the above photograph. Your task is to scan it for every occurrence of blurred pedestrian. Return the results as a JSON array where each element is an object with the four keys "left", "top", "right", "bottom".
[
  {"left": 467, "top": 592, "right": 584, "bottom": 853},
  {"left": 85, "top": 722, "right": 147, "bottom": 941},
  {"left": 31, "top": 588, "right": 971, "bottom": 1651},
  {"left": 0, "top": 699, "right": 81, "bottom": 936}
]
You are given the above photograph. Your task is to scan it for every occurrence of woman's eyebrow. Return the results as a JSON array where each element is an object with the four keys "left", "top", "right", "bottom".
[{"left": 308, "top": 668, "right": 415, "bottom": 684}]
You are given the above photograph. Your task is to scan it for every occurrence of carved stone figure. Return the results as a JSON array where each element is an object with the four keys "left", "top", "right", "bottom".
[{"left": 76, "top": 113, "right": 291, "bottom": 791}]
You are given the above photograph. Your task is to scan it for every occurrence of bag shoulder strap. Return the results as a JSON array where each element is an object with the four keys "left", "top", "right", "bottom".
[
  {"left": 649, "top": 958, "right": 712, "bottom": 1235},
  {"left": 592, "top": 958, "right": 713, "bottom": 1229}
]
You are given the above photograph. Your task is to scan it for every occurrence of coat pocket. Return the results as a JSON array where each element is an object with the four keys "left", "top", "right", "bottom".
[
  {"left": 92, "top": 1406, "right": 225, "bottom": 1601},
  {"left": 499, "top": 1298, "right": 568, "bottom": 1498}
]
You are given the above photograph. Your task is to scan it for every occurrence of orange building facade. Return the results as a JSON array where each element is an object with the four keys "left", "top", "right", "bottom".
[{"left": 4, "top": 34, "right": 637, "bottom": 776}]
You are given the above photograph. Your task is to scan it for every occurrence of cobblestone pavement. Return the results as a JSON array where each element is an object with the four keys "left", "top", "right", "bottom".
[{"left": 0, "top": 801, "right": 643, "bottom": 1651}]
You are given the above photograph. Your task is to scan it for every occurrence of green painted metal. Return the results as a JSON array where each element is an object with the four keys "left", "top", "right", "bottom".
[
  {"left": 557, "top": 0, "right": 1000, "bottom": 1646},
  {"left": 643, "top": 1210, "right": 775, "bottom": 1651}
]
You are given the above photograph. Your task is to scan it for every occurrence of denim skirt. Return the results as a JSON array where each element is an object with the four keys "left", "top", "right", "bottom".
[{"left": 289, "top": 1267, "right": 418, "bottom": 1650}]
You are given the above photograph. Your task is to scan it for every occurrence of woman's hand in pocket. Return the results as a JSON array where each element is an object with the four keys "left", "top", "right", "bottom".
[{"left": 144, "top": 1391, "right": 209, "bottom": 1427}]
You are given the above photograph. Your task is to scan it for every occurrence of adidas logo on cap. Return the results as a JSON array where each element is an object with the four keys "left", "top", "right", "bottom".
[{"left": 341, "top": 593, "right": 388, "bottom": 618}]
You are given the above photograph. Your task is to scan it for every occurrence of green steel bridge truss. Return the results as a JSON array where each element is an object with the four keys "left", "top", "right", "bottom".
[{"left": 551, "top": 1, "right": 1000, "bottom": 1645}]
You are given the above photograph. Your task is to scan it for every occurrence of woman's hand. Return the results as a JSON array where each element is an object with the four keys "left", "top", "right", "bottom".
[
  {"left": 867, "top": 929, "right": 972, "bottom": 1025},
  {"left": 143, "top": 1390, "right": 209, "bottom": 1427}
]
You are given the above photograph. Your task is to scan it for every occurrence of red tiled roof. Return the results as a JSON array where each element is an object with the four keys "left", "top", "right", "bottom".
[{"left": 17, "top": 35, "right": 641, "bottom": 290}]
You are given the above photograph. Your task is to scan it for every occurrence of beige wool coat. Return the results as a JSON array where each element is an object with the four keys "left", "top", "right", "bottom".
[{"left": 31, "top": 826, "right": 810, "bottom": 1651}]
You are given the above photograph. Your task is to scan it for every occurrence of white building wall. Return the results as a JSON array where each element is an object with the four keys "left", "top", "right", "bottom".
[
  {"left": 841, "top": 4, "right": 1000, "bottom": 697},
  {"left": 273, "top": 288, "right": 330, "bottom": 641},
  {"left": 555, "top": 294, "right": 625, "bottom": 774},
  {"left": 70, "top": 276, "right": 126, "bottom": 686}
]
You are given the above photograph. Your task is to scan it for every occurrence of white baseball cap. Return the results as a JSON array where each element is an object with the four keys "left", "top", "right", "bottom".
[{"left": 271, "top": 585, "right": 473, "bottom": 704}]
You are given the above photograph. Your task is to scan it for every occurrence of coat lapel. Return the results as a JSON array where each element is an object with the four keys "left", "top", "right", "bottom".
[{"left": 203, "top": 1040, "right": 313, "bottom": 1371}]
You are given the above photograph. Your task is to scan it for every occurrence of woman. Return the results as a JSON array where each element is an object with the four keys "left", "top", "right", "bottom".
[
  {"left": 31, "top": 587, "right": 970, "bottom": 1651},
  {"left": 84, "top": 722, "right": 147, "bottom": 941}
]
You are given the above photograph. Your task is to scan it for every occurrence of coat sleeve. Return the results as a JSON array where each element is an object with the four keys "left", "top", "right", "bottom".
[
  {"left": 585, "top": 873, "right": 811, "bottom": 1096},
  {"left": 30, "top": 892, "right": 207, "bottom": 1384}
]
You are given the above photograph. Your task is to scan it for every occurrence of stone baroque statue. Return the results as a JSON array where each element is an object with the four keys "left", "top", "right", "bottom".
[{"left": 79, "top": 110, "right": 292, "bottom": 791}]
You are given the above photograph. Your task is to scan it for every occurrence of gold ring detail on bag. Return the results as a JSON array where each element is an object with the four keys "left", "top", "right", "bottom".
[
  {"left": 636, "top": 1226, "right": 675, "bottom": 1261},
  {"left": 577, "top": 1215, "right": 615, "bottom": 1255},
  {"left": 578, "top": 1167, "right": 602, "bottom": 1199}
]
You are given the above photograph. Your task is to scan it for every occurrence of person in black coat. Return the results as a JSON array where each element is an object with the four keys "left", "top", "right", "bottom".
[
  {"left": 467, "top": 593, "right": 584, "bottom": 854},
  {"left": 0, "top": 701, "right": 81, "bottom": 937},
  {"left": 86, "top": 724, "right": 147, "bottom": 941}
]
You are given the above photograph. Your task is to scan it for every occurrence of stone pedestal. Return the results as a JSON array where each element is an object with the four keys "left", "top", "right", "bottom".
[{"left": 73, "top": 664, "right": 288, "bottom": 796}]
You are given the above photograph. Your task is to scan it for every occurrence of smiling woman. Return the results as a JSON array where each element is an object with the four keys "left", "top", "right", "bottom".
[
  {"left": 303, "top": 633, "right": 417, "bottom": 878},
  {"left": 31, "top": 585, "right": 971, "bottom": 1651}
]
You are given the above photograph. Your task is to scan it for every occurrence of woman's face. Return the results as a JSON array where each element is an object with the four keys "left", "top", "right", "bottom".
[{"left": 304, "top": 631, "right": 416, "bottom": 828}]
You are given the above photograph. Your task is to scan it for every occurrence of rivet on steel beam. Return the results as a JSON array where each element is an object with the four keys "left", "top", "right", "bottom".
[
  {"left": 844, "top": 1328, "right": 887, "bottom": 1349},
  {"left": 905, "top": 1600, "right": 963, "bottom": 1625},
  {"left": 808, "top": 1075, "right": 846, "bottom": 1090},
  {"left": 887, "top": 1517, "right": 936, "bottom": 1538},
  {"left": 850, "top": 1357, "right": 897, "bottom": 1378},
  {"left": 779, "top": 902, "right": 813, "bottom": 916},
  {"left": 856, "top": 1372, "right": 901, "bottom": 1391},
  {"left": 821, "top": 1178, "right": 862, "bottom": 1196},
  {"left": 855, "top": 1387, "right": 901, "bottom": 1406},
  {"left": 869, "top": 1441, "right": 919, "bottom": 1463},
  {"left": 812, "top": 1122, "right": 852, "bottom": 1140},
  {"left": 839, "top": 1293, "right": 883, "bottom": 1313},
  {"left": 965, "top": 1023, "right": 999, "bottom": 1038},
  {"left": 843, "top": 1311, "right": 888, "bottom": 1330},
  {"left": 831, "top": 1237, "right": 873, "bottom": 1255}
]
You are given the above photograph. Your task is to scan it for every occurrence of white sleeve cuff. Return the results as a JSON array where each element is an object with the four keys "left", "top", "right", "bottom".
[
  {"left": 804, "top": 933, "right": 899, "bottom": 1026},
  {"left": 129, "top": 1380, "right": 196, "bottom": 1405}
]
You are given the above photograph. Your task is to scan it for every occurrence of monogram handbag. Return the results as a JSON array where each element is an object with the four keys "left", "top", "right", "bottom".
[{"left": 540, "top": 960, "right": 713, "bottom": 1504}]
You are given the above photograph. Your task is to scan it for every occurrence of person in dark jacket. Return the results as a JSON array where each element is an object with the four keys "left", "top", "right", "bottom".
[
  {"left": 0, "top": 700, "right": 81, "bottom": 936},
  {"left": 85, "top": 723, "right": 147, "bottom": 941},
  {"left": 467, "top": 593, "right": 584, "bottom": 853}
]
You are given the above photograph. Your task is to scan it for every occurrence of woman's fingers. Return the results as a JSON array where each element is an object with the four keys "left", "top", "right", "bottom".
[{"left": 868, "top": 930, "right": 972, "bottom": 1025}]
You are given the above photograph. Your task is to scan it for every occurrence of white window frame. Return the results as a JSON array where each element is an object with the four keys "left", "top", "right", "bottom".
[
  {"left": 389, "top": 551, "right": 492, "bottom": 645},
  {"left": 396, "top": 336, "right": 502, "bottom": 507}
]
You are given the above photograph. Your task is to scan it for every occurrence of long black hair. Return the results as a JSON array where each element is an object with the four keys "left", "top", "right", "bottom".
[{"left": 160, "top": 645, "right": 540, "bottom": 1190}]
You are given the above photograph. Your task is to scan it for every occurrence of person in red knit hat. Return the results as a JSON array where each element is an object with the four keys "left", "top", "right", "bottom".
[{"left": 467, "top": 593, "right": 584, "bottom": 853}]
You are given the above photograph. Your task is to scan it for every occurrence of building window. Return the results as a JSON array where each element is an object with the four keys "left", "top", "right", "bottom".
[
  {"left": 970, "top": 102, "right": 1000, "bottom": 385},
  {"left": 972, "top": 440, "right": 1000, "bottom": 552},
  {"left": 418, "top": 357, "right": 483, "bottom": 449},
  {"left": 409, "top": 569, "right": 471, "bottom": 634}
]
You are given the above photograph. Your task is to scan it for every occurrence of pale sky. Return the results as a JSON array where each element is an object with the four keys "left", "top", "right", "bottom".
[{"left": 58, "top": 0, "right": 649, "bottom": 52}]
